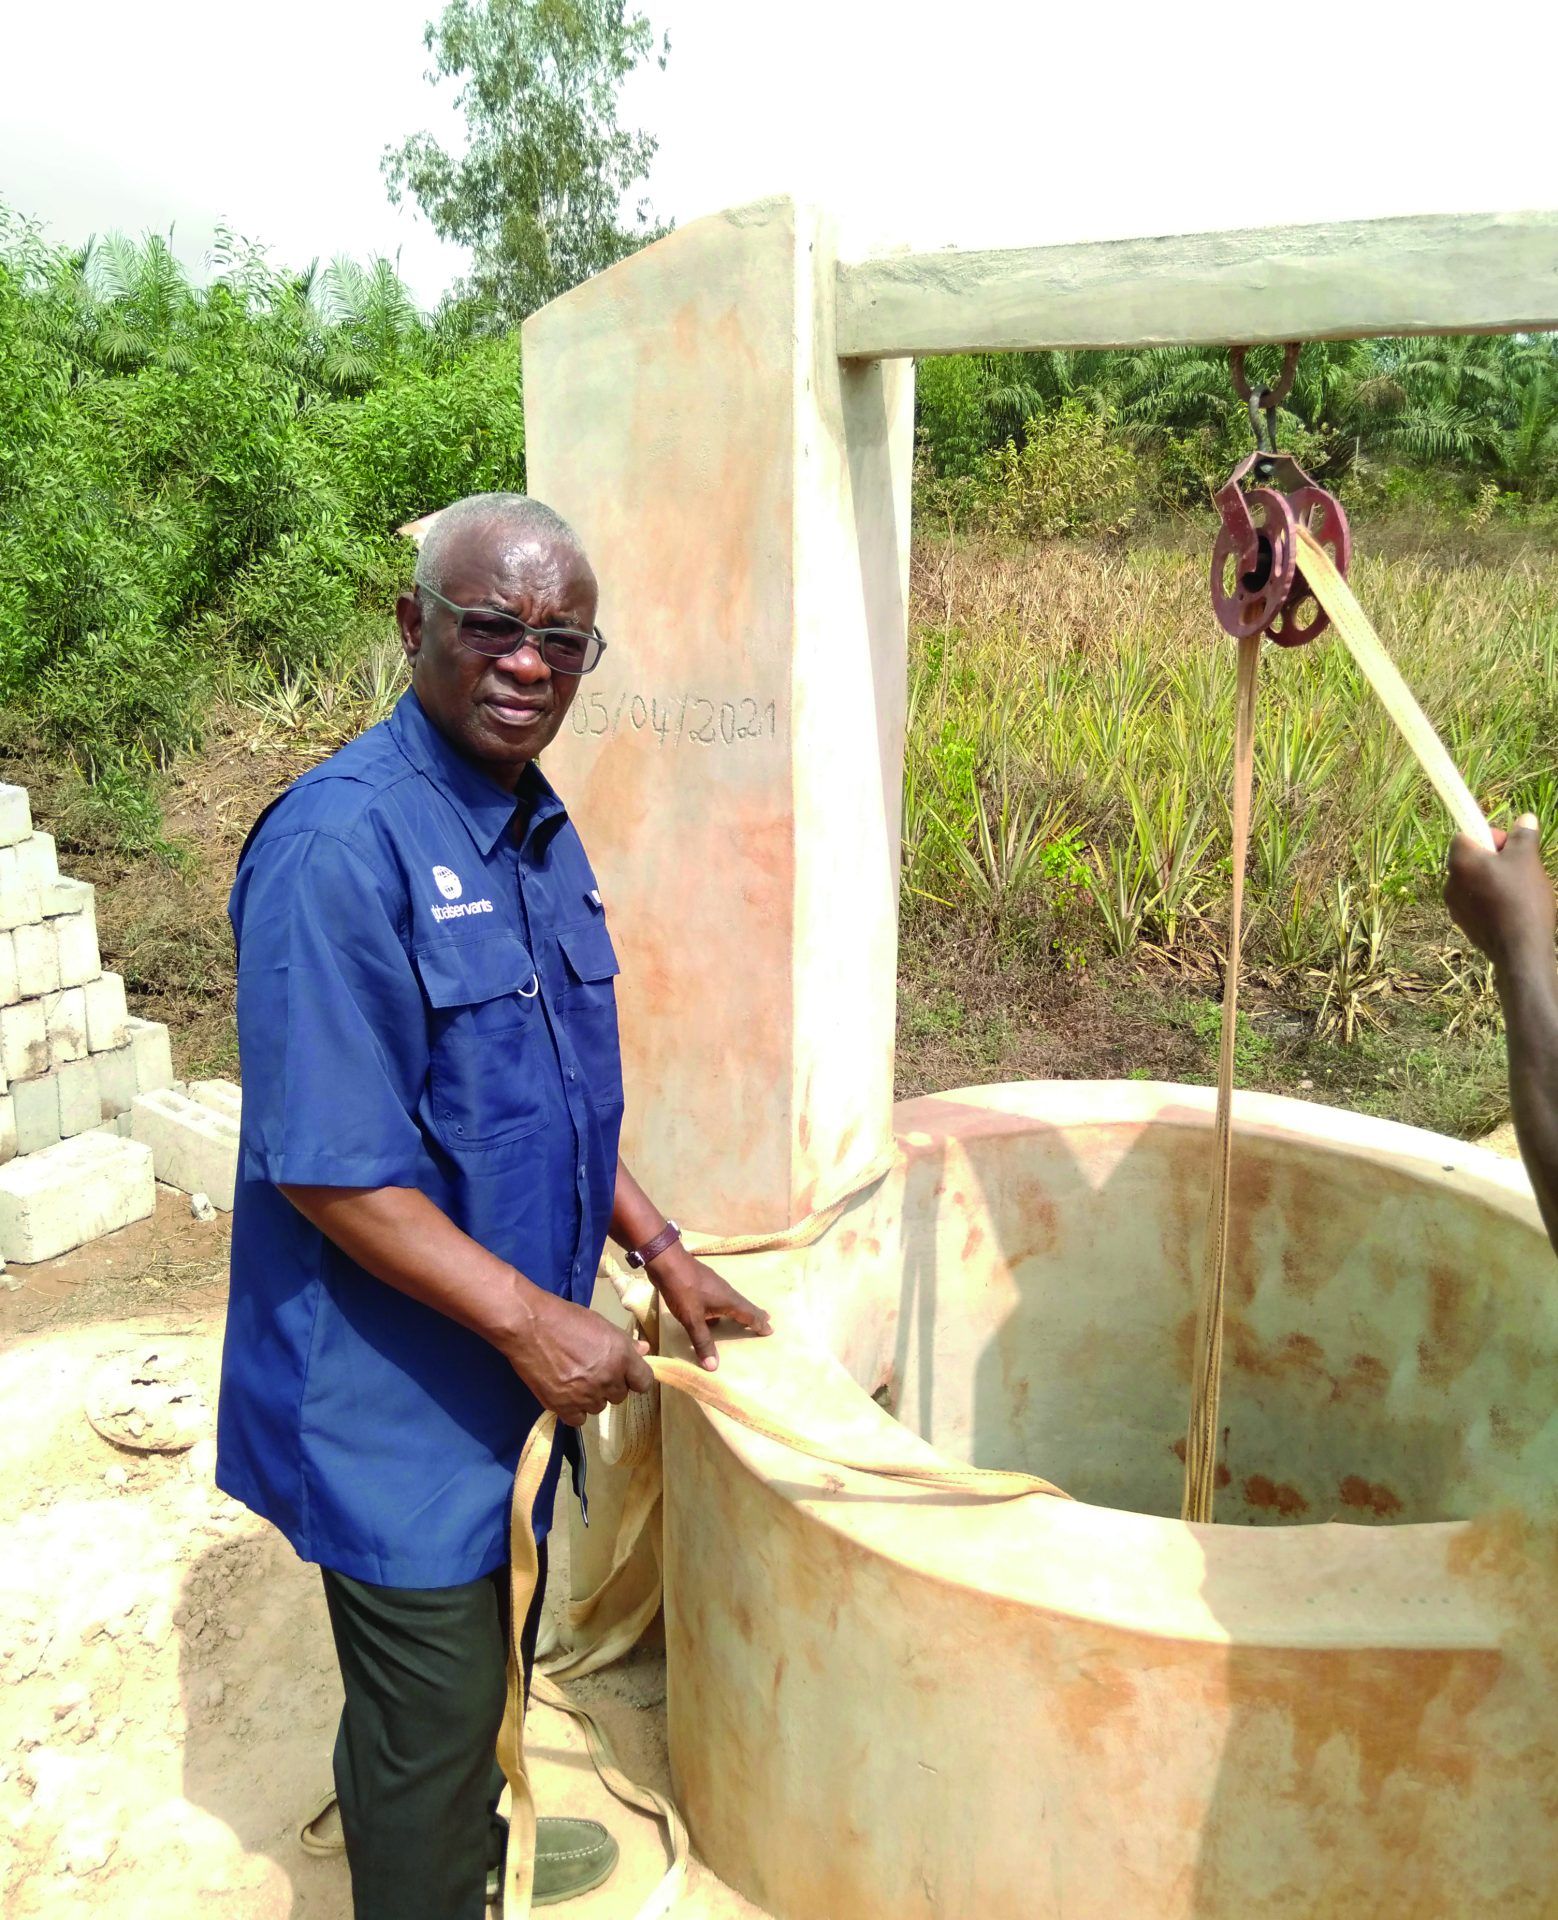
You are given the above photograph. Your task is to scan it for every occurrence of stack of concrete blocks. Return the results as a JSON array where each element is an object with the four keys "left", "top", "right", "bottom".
[{"left": 0, "top": 783, "right": 237, "bottom": 1263}]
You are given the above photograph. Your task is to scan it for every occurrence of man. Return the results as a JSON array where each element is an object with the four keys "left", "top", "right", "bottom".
[
  {"left": 217, "top": 492, "right": 770, "bottom": 1917},
  {"left": 1446, "top": 814, "right": 1558, "bottom": 1252}
]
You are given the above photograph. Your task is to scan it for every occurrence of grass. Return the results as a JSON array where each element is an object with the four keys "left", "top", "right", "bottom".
[{"left": 896, "top": 517, "right": 1557, "bottom": 1134}]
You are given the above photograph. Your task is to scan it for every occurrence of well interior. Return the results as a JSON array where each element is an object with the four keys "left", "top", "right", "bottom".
[{"left": 790, "top": 1090, "right": 1558, "bottom": 1528}]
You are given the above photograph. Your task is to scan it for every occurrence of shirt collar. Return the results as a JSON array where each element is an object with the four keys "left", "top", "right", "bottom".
[{"left": 389, "top": 690, "right": 567, "bottom": 857}]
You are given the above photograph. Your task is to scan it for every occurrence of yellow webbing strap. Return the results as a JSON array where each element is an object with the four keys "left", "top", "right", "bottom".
[
  {"left": 502, "top": 1355, "right": 1070, "bottom": 1915},
  {"left": 1181, "top": 523, "right": 1495, "bottom": 1523},
  {"left": 500, "top": 1149, "right": 1073, "bottom": 1920},
  {"left": 682, "top": 1142, "right": 901, "bottom": 1258},
  {"left": 1181, "top": 628, "right": 1261, "bottom": 1524},
  {"left": 502, "top": 1369, "right": 1069, "bottom": 1916},
  {"left": 1293, "top": 528, "right": 1496, "bottom": 850}
]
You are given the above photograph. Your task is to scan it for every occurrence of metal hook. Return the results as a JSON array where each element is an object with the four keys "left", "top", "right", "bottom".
[
  {"left": 1229, "top": 343, "right": 1300, "bottom": 410},
  {"left": 1232, "top": 344, "right": 1298, "bottom": 479}
]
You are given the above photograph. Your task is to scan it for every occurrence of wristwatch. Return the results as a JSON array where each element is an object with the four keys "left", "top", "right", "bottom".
[{"left": 625, "top": 1220, "right": 681, "bottom": 1270}]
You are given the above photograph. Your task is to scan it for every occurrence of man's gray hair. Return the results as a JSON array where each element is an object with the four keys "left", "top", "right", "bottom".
[{"left": 411, "top": 492, "right": 584, "bottom": 594}]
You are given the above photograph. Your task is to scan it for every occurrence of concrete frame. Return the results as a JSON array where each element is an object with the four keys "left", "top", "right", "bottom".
[
  {"left": 527, "top": 197, "right": 1557, "bottom": 1237},
  {"left": 523, "top": 199, "right": 1558, "bottom": 1916}
]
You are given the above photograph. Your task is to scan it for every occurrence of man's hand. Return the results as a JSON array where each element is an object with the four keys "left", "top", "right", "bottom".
[
  {"left": 277, "top": 1185, "right": 655, "bottom": 1425},
  {"left": 1445, "top": 815, "right": 1556, "bottom": 974},
  {"left": 649, "top": 1245, "right": 772, "bottom": 1371},
  {"left": 507, "top": 1292, "right": 655, "bottom": 1428}
]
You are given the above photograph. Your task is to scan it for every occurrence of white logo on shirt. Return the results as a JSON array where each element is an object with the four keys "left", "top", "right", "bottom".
[{"left": 432, "top": 865, "right": 463, "bottom": 901}]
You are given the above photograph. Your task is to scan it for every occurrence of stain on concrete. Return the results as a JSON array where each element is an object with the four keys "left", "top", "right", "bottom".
[
  {"left": 1241, "top": 1473, "right": 1310, "bottom": 1518},
  {"left": 1338, "top": 1475, "right": 1404, "bottom": 1519}
]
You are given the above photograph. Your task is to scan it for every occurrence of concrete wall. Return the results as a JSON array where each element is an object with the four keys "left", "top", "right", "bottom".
[{"left": 524, "top": 198, "right": 912, "bottom": 1236}]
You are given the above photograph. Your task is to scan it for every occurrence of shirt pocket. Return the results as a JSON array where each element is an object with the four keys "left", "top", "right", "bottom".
[
  {"left": 556, "top": 918, "right": 623, "bottom": 1109},
  {"left": 413, "top": 932, "right": 549, "bottom": 1150}
]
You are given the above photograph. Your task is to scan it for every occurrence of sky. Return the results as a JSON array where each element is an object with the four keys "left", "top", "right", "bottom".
[{"left": 3, "top": 0, "right": 1555, "bottom": 309}]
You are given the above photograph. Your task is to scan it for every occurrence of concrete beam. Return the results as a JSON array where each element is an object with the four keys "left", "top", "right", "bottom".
[
  {"left": 526, "top": 197, "right": 910, "bottom": 1235},
  {"left": 835, "top": 210, "right": 1558, "bottom": 358}
]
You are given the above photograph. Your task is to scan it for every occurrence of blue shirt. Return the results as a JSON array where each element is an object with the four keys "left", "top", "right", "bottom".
[{"left": 216, "top": 690, "right": 623, "bottom": 1587}]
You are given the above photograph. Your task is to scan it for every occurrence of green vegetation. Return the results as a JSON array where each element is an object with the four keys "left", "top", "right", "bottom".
[
  {"left": 1, "top": 2, "right": 675, "bottom": 799},
  {"left": 906, "top": 531, "right": 1558, "bottom": 981},
  {"left": 0, "top": 210, "right": 524, "bottom": 785},
  {"left": 916, "top": 338, "right": 1558, "bottom": 530},
  {"left": 384, "top": 0, "right": 670, "bottom": 324},
  {"left": 2, "top": 149, "right": 1550, "bottom": 1135},
  {"left": 898, "top": 529, "right": 1555, "bottom": 1131}
]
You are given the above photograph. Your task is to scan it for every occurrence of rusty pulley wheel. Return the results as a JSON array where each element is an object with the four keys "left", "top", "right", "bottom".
[
  {"left": 1265, "top": 487, "right": 1351, "bottom": 647},
  {"left": 1210, "top": 487, "right": 1298, "bottom": 640}
]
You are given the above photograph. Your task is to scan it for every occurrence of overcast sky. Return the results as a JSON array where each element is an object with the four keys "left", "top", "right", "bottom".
[{"left": 4, "top": 0, "right": 1555, "bottom": 308}]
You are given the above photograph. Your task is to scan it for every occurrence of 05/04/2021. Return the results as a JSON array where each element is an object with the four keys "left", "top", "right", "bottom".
[{"left": 570, "top": 690, "right": 780, "bottom": 747}]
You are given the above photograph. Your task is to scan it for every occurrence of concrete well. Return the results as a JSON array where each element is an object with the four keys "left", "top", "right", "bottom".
[
  {"left": 521, "top": 198, "right": 1558, "bottom": 1916},
  {"left": 661, "top": 1081, "right": 1558, "bottom": 1917}
]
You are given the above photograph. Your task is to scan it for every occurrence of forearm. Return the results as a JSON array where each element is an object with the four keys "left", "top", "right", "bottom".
[
  {"left": 609, "top": 1158, "right": 667, "bottom": 1253},
  {"left": 1496, "top": 957, "right": 1558, "bottom": 1251},
  {"left": 607, "top": 1156, "right": 771, "bottom": 1365},
  {"left": 279, "top": 1183, "right": 544, "bottom": 1358}
]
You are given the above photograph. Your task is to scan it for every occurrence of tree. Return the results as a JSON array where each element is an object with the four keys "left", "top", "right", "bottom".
[
  {"left": 383, "top": 0, "right": 669, "bottom": 325},
  {"left": 0, "top": 203, "right": 530, "bottom": 774}
]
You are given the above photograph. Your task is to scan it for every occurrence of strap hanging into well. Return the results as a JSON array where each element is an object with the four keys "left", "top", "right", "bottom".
[
  {"left": 1181, "top": 521, "right": 1495, "bottom": 1525},
  {"left": 1181, "top": 629, "right": 1260, "bottom": 1524}
]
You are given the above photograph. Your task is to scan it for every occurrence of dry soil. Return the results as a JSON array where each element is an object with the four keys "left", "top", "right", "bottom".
[{"left": 0, "top": 1203, "right": 766, "bottom": 1919}]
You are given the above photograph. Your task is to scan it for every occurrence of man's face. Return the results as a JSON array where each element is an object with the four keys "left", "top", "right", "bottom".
[{"left": 396, "top": 523, "right": 597, "bottom": 790}]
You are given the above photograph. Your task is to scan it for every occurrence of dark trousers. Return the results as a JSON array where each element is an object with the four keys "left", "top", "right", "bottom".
[{"left": 321, "top": 1540, "right": 548, "bottom": 1920}]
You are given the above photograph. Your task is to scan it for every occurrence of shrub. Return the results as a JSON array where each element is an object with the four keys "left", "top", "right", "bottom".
[
  {"left": 0, "top": 210, "right": 526, "bottom": 773},
  {"left": 915, "top": 355, "right": 995, "bottom": 481},
  {"left": 982, "top": 401, "right": 1143, "bottom": 538}
]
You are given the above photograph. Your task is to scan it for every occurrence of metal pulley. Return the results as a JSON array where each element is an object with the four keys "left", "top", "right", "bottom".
[{"left": 1210, "top": 345, "right": 1351, "bottom": 646}]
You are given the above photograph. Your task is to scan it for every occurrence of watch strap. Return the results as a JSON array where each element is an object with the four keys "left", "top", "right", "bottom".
[{"left": 625, "top": 1220, "right": 681, "bottom": 1270}]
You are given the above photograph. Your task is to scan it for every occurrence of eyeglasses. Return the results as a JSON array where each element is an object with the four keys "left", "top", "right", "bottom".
[{"left": 415, "top": 582, "right": 608, "bottom": 675}]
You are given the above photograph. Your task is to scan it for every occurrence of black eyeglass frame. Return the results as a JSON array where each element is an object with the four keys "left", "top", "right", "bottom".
[{"left": 415, "top": 581, "right": 609, "bottom": 675}]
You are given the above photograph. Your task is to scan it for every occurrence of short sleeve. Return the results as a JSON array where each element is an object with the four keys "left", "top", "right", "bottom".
[{"left": 233, "top": 828, "right": 429, "bottom": 1187}]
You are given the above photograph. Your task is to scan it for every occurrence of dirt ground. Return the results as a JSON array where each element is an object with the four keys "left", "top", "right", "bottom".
[{"left": 0, "top": 1200, "right": 766, "bottom": 1919}]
